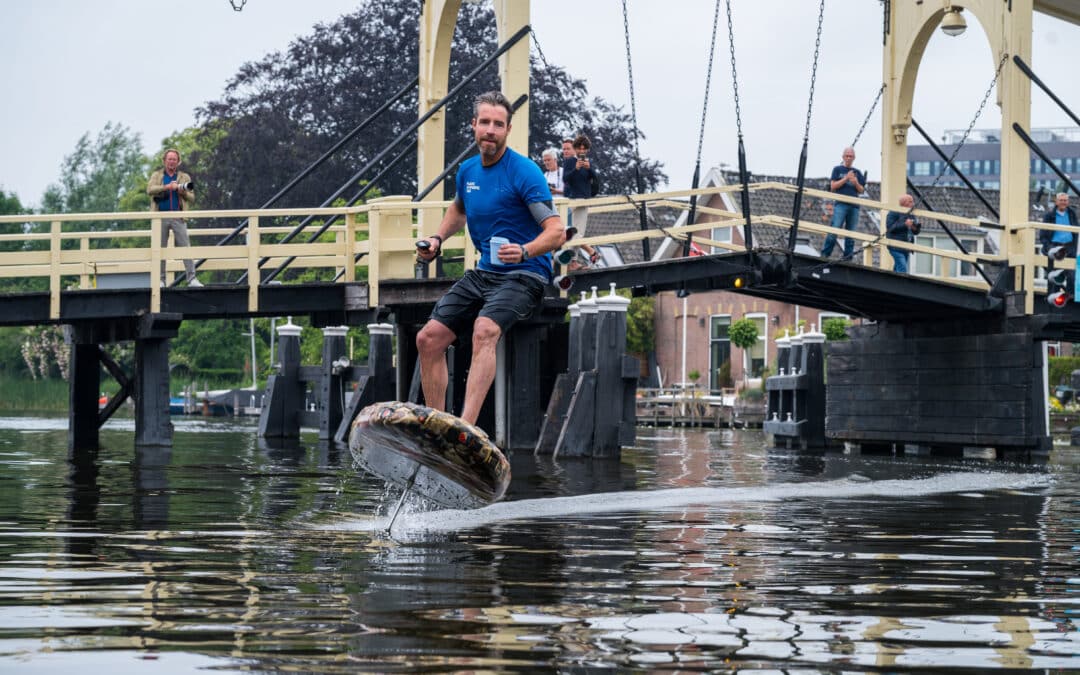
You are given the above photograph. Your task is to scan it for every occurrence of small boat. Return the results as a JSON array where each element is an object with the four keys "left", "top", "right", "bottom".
[{"left": 169, "top": 396, "right": 188, "bottom": 415}]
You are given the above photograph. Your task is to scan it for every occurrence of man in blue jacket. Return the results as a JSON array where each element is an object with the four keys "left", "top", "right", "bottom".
[
  {"left": 415, "top": 92, "right": 566, "bottom": 426},
  {"left": 1040, "top": 192, "right": 1078, "bottom": 260},
  {"left": 885, "top": 194, "right": 920, "bottom": 273}
]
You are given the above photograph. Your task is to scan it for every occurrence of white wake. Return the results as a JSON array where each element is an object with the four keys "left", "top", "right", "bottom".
[{"left": 330, "top": 471, "right": 1051, "bottom": 534}]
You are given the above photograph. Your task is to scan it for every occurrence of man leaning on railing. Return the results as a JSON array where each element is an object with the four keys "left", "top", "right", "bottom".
[{"left": 1040, "top": 192, "right": 1078, "bottom": 261}]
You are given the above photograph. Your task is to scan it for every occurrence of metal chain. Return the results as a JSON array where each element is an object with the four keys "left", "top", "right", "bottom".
[
  {"left": 724, "top": 0, "right": 743, "bottom": 139},
  {"left": 529, "top": 28, "right": 553, "bottom": 72},
  {"left": 802, "top": 0, "right": 826, "bottom": 142},
  {"left": 830, "top": 51, "right": 1011, "bottom": 266},
  {"left": 229, "top": 0, "right": 247, "bottom": 11},
  {"left": 914, "top": 52, "right": 1009, "bottom": 206},
  {"left": 621, "top": 0, "right": 643, "bottom": 166},
  {"left": 694, "top": 0, "right": 723, "bottom": 164},
  {"left": 851, "top": 84, "right": 884, "bottom": 147}
]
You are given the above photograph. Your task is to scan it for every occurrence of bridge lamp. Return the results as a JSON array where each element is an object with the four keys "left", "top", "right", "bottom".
[{"left": 941, "top": 7, "right": 967, "bottom": 37}]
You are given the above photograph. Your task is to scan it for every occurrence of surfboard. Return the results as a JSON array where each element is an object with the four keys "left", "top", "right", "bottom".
[{"left": 348, "top": 400, "right": 511, "bottom": 510}]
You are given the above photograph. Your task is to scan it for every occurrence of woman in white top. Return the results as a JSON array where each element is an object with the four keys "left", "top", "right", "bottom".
[{"left": 541, "top": 147, "right": 563, "bottom": 196}]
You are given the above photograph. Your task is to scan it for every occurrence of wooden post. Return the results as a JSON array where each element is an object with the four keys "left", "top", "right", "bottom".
[
  {"left": 318, "top": 326, "right": 348, "bottom": 441},
  {"left": 133, "top": 314, "right": 182, "bottom": 448},
  {"left": 68, "top": 328, "right": 101, "bottom": 451},
  {"left": 150, "top": 218, "right": 162, "bottom": 312},
  {"left": 593, "top": 283, "right": 630, "bottom": 457},
  {"left": 535, "top": 297, "right": 582, "bottom": 455},
  {"left": 247, "top": 216, "right": 260, "bottom": 312},
  {"left": 49, "top": 221, "right": 61, "bottom": 319},
  {"left": 554, "top": 288, "right": 599, "bottom": 458},
  {"left": 258, "top": 320, "right": 304, "bottom": 439},
  {"left": 334, "top": 323, "right": 396, "bottom": 443}
]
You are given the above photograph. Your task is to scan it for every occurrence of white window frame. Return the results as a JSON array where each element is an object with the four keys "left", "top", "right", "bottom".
[{"left": 744, "top": 312, "right": 768, "bottom": 378}]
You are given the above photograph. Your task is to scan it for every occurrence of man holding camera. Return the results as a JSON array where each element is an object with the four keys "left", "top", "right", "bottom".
[
  {"left": 147, "top": 148, "right": 201, "bottom": 287},
  {"left": 885, "top": 194, "right": 920, "bottom": 274},
  {"left": 561, "top": 134, "right": 599, "bottom": 268}
]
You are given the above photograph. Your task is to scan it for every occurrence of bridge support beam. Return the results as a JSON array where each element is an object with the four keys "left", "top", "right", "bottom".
[
  {"left": 68, "top": 338, "right": 101, "bottom": 451},
  {"left": 133, "top": 314, "right": 182, "bottom": 448}
]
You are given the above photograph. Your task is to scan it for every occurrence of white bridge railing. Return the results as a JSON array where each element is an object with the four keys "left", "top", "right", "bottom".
[{"left": 0, "top": 184, "right": 1062, "bottom": 318}]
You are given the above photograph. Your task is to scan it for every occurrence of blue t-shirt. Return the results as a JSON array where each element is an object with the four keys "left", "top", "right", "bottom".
[
  {"left": 830, "top": 164, "right": 865, "bottom": 199},
  {"left": 455, "top": 148, "right": 555, "bottom": 281},
  {"left": 159, "top": 173, "right": 181, "bottom": 212},
  {"left": 1052, "top": 210, "right": 1073, "bottom": 243}
]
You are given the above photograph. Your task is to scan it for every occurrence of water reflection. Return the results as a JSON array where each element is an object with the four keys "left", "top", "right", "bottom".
[{"left": 0, "top": 417, "right": 1075, "bottom": 671}]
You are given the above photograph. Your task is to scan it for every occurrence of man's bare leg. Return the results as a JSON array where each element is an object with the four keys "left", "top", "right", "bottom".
[
  {"left": 416, "top": 319, "right": 456, "bottom": 412},
  {"left": 459, "top": 317, "right": 501, "bottom": 425}
]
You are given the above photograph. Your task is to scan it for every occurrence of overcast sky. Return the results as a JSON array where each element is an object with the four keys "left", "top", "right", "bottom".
[{"left": 2, "top": 1, "right": 1078, "bottom": 208}]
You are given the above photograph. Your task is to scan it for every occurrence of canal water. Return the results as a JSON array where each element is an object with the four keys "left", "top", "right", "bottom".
[{"left": 0, "top": 415, "right": 1078, "bottom": 672}]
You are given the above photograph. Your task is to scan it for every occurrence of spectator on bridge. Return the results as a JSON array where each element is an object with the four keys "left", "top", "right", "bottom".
[
  {"left": 820, "top": 200, "right": 834, "bottom": 225},
  {"left": 415, "top": 91, "right": 565, "bottom": 427},
  {"left": 541, "top": 148, "right": 564, "bottom": 196},
  {"left": 562, "top": 138, "right": 575, "bottom": 162},
  {"left": 562, "top": 134, "right": 599, "bottom": 268},
  {"left": 885, "top": 194, "right": 921, "bottom": 274},
  {"left": 820, "top": 146, "right": 866, "bottom": 261},
  {"left": 1040, "top": 192, "right": 1078, "bottom": 260},
  {"left": 147, "top": 148, "right": 201, "bottom": 287}
]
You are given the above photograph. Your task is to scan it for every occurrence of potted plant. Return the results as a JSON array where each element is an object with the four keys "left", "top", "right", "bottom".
[{"left": 728, "top": 318, "right": 759, "bottom": 387}]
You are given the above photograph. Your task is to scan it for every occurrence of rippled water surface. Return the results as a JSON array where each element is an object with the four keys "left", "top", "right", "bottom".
[{"left": 0, "top": 415, "right": 1078, "bottom": 672}]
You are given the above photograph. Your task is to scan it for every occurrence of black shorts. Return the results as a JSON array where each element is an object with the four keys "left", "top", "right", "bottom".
[{"left": 429, "top": 269, "right": 546, "bottom": 337}]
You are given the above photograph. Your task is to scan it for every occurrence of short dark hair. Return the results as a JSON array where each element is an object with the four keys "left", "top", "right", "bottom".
[
  {"left": 573, "top": 134, "right": 591, "bottom": 150},
  {"left": 562, "top": 138, "right": 574, "bottom": 146},
  {"left": 473, "top": 91, "right": 513, "bottom": 123}
]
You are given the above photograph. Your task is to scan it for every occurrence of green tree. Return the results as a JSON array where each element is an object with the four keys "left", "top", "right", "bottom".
[
  {"left": 193, "top": 0, "right": 666, "bottom": 211},
  {"left": 729, "top": 318, "right": 759, "bottom": 386},
  {"left": 172, "top": 320, "right": 256, "bottom": 386},
  {"left": 41, "top": 122, "right": 148, "bottom": 219},
  {"left": 822, "top": 317, "right": 850, "bottom": 341},
  {"left": 624, "top": 293, "right": 654, "bottom": 355}
]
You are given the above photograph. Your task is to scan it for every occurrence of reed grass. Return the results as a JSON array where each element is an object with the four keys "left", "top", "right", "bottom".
[{"left": 0, "top": 375, "right": 70, "bottom": 411}]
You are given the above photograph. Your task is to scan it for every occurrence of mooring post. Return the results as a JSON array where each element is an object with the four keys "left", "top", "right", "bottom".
[
  {"left": 553, "top": 288, "right": 599, "bottom": 458},
  {"left": 258, "top": 319, "right": 304, "bottom": 439},
  {"left": 535, "top": 296, "right": 582, "bottom": 455},
  {"left": 765, "top": 324, "right": 827, "bottom": 450},
  {"left": 577, "top": 287, "right": 599, "bottom": 376},
  {"left": 593, "top": 283, "right": 631, "bottom": 457},
  {"left": 318, "top": 326, "right": 348, "bottom": 441},
  {"left": 68, "top": 326, "right": 101, "bottom": 451},
  {"left": 800, "top": 323, "right": 827, "bottom": 448},
  {"left": 788, "top": 326, "right": 804, "bottom": 375},
  {"left": 333, "top": 323, "right": 395, "bottom": 443},
  {"left": 765, "top": 330, "right": 791, "bottom": 441}
]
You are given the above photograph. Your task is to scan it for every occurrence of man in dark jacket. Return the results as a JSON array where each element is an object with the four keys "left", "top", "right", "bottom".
[
  {"left": 885, "top": 194, "right": 920, "bottom": 274},
  {"left": 1040, "top": 192, "right": 1079, "bottom": 259},
  {"left": 560, "top": 134, "right": 599, "bottom": 267}
]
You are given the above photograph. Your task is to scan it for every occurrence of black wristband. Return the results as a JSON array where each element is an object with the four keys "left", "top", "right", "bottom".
[{"left": 430, "top": 234, "right": 443, "bottom": 245}]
